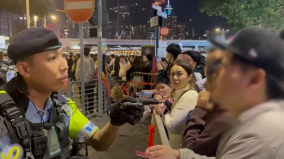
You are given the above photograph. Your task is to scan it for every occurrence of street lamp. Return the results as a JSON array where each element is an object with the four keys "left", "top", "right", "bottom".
[
  {"left": 215, "top": 28, "right": 221, "bottom": 32},
  {"left": 51, "top": 16, "right": 57, "bottom": 20},
  {"left": 33, "top": 16, "right": 38, "bottom": 27}
]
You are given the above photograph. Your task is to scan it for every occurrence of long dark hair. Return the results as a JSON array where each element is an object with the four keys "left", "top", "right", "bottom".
[
  {"left": 133, "top": 56, "right": 144, "bottom": 72},
  {"left": 172, "top": 59, "right": 199, "bottom": 92}
]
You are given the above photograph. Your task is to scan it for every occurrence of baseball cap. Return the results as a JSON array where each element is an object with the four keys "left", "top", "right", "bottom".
[{"left": 210, "top": 26, "right": 284, "bottom": 80}]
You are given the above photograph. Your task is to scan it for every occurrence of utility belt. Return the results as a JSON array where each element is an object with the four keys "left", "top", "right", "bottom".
[{"left": 0, "top": 92, "right": 89, "bottom": 159}]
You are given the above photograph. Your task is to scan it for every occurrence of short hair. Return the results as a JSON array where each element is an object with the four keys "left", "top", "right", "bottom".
[
  {"left": 84, "top": 47, "right": 91, "bottom": 56},
  {"left": 155, "top": 76, "right": 170, "bottom": 86},
  {"left": 280, "top": 30, "right": 284, "bottom": 40},
  {"left": 183, "top": 51, "right": 200, "bottom": 65},
  {"left": 231, "top": 54, "right": 284, "bottom": 100},
  {"left": 166, "top": 43, "right": 181, "bottom": 60},
  {"left": 146, "top": 54, "right": 153, "bottom": 62},
  {"left": 111, "top": 54, "right": 115, "bottom": 58}
]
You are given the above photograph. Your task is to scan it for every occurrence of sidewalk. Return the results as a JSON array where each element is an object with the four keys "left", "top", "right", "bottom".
[{"left": 87, "top": 114, "right": 151, "bottom": 159}]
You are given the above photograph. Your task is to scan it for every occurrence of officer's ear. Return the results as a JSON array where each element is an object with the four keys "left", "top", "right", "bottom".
[{"left": 16, "top": 56, "right": 33, "bottom": 78}]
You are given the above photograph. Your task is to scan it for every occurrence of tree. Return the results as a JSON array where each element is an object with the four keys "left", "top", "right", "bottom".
[{"left": 200, "top": 0, "right": 284, "bottom": 31}]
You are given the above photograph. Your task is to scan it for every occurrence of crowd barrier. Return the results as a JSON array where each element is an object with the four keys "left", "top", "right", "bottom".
[
  {"left": 65, "top": 76, "right": 112, "bottom": 116},
  {"left": 151, "top": 113, "right": 171, "bottom": 147},
  {"left": 128, "top": 72, "right": 158, "bottom": 96}
]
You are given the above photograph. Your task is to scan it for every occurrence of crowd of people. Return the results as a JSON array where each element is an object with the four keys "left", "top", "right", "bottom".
[
  {"left": 1, "top": 25, "right": 284, "bottom": 159},
  {"left": 144, "top": 26, "right": 284, "bottom": 159}
]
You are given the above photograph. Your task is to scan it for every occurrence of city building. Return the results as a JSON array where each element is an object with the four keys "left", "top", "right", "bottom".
[
  {"left": 0, "top": 11, "right": 26, "bottom": 38},
  {"left": 185, "top": 19, "right": 197, "bottom": 39}
]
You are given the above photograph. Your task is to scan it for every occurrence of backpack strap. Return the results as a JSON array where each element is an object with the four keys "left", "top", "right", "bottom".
[{"left": 0, "top": 91, "right": 33, "bottom": 157}]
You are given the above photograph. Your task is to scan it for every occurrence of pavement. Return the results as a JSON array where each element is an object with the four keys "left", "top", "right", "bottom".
[
  {"left": 71, "top": 92, "right": 152, "bottom": 159},
  {"left": 86, "top": 114, "right": 151, "bottom": 159}
]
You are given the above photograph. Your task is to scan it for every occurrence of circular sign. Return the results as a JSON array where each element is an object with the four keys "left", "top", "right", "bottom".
[
  {"left": 64, "top": 0, "right": 94, "bottom": 23},
  {"left": 160, "top": 26, "right": 170, "bottom": 37},
  {"left": 145, "top": 48, "right": 152, "bottom": 54}
]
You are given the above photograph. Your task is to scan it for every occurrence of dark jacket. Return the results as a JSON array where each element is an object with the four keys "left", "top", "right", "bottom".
[{"left": 182, "top": 105, "right": 231, "bottom": 157}]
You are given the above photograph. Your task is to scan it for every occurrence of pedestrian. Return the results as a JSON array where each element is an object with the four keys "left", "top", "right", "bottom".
[
  {"left": 145, "top": 26, "right": 284, "bottom": 159},
  {"left": 0, "top": 28, "right": 154, "bottom": 159},
  {"left": 154, "top": 59, "right": 199, "bottom": 149},
  {"left": 108, "top": 54, "right": 116, "bottom": 71},
  {"left": 119, "top": 55, "right": 129, "bottom": 81},
  {"left": 75, "top": 47, "right": 96, "bottom": 114},
  {"left": 157, "top": 43, "right": 181, "bottom": 78},
  {"left": 67, "top": 52, "right": 74, "bottom": 81},
  {"left": 182, "top": 48, "right": 231, "bottom": 157}
]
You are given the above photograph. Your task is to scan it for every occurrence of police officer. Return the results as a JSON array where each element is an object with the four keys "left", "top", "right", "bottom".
[{"left": 0, "top": 28, "right": 158, "bottom": 159}]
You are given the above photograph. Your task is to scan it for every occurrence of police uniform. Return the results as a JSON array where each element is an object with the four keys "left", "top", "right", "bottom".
[
  {"left": 0, "top": 28, "right": 99, "bottom": 159},
  {"left": 0, "top": 28, "right": 157, "bottom": 159}
]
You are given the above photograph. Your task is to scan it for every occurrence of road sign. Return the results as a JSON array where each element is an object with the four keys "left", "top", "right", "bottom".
[
  {"left": 152, "top": 3, "right": 162, "bottom": 11},
  {"left": 64, "top": 0, "right": 94, "bottom": 23},
  {"left": 150, "top": 16, "right": 159, "bottom": 27},
  {"left": 160, "top": 26, "right": 169, "bottom": 37}
]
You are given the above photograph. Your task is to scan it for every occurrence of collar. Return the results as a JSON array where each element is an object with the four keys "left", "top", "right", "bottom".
[
  {"left": 238, "top": 100, "right": 284, "bottom": 123},
  {"left": 26, "top": 97, "right": 53, "bottom": 123}
]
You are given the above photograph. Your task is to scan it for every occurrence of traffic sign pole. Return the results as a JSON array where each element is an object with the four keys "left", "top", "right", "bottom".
[
  {"left": 156, "top": 26, "right": 160, "bottom": 57},
  {"left": 97, "top": 0, "right": 104, "bottom": 117},
  {"left": 64, "top": 0, "right": 94, "bottom": 115},
  {"left": 79, "top": 23, "right": 86, "bottom": 115}
]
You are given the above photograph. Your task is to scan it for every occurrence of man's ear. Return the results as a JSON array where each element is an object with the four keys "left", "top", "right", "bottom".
[
  {"left": 16, "top": 62, "right": 31, "bottom": 78},
  {"left": 249, "top": 69, "right": 266, "bottom": 89}
]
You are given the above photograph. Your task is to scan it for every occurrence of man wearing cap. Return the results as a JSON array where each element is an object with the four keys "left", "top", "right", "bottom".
[
  {"left": 145, "top": 26, "right": 284, "bottom": 159},
  {"left": 0, "top": 28, "right": 158, "bottom": 159}
]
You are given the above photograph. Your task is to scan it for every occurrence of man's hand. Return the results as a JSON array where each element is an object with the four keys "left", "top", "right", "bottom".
[
  {"left": 145, "top": 145, "right": 179, "bottom": 159},
  {"left": 109, "top": 97, "right": 159, "bottom": 126}
]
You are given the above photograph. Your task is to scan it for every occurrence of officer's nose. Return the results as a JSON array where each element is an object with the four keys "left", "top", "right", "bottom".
[{"left": 59, "top": 56, "right": 68, "bottom": 72}]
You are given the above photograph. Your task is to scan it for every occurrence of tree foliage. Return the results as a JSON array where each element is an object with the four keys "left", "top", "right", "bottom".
[
  {"left": 0, "top": 0, "right": 50, "bottom": 17},
  {"left": 200, "top": 0, "right": 284, "bottom": 31}
]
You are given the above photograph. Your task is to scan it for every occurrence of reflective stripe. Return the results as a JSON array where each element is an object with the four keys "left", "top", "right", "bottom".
[
  {"left": 67, "top": 98, "right": 98, "bottom": 139},
  {"left": 0, "top": 90, "right": 6, "bottom": 94}
]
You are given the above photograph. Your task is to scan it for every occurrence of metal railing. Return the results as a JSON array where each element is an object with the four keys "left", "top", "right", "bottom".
[
  {"left": 129, "top": 72, "right": 158, "bottom": 96},
  {"left": 151, "top": 113, "right": 171, "bottom": 147},
  {"left": 65, "top": 76, "right": 112, "bottom": 116}
]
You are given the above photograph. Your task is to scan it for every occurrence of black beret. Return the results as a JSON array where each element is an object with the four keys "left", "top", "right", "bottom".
[{"left": 8, "top": 28, "right": 62, "bottom": 61}]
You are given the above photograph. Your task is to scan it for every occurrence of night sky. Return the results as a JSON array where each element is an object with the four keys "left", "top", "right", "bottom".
[
  {"left": 53, "top": 0, "right": 229, "bottom": 34},
  {"left": 160, "top": 0, "right": 229, "bottom": 31}
]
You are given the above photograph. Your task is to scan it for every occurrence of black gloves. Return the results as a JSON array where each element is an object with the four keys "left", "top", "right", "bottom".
[{"left": 109, "top": 97, "right": 159, "bottom": 126}]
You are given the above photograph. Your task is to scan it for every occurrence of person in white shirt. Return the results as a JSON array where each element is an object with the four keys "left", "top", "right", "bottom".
[
  {"left": 154, "top": 59, "right": 199, "bottom": 149},
  {"left": 119, "top": 56, "right": 129, "bottom": 81},
  {"left": 75, "top": 47, "right": 95, "bottom": 113},
  {"left": 108, "top": 54, "right": 116, "bottom": 70}
]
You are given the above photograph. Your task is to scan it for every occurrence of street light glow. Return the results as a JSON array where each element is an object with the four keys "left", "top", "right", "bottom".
[
  {"left": 215, "top": 28, "right": 220, "bottom": 32},
  {"left": 33, "top": 15, "right": 38, "bottom": 22},
  {"left": 51, "top": 15, "right": 57, "bottom": 20}
]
